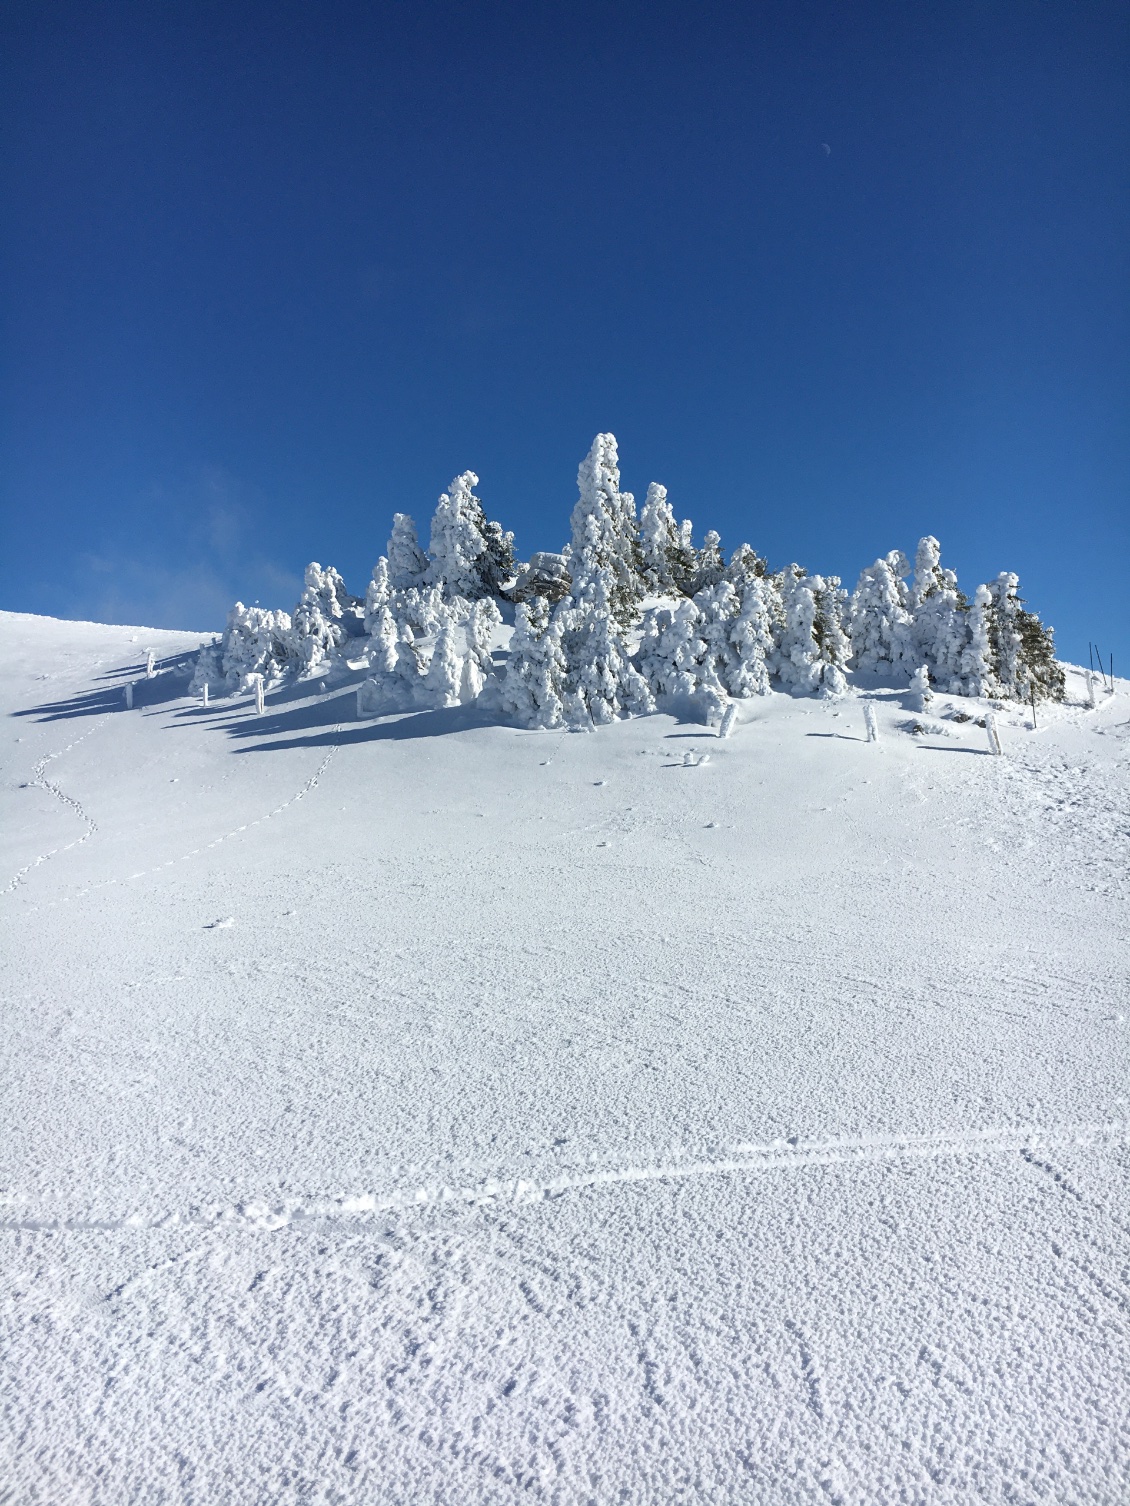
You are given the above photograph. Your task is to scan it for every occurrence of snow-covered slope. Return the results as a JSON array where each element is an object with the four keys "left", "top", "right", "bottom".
[{"left": 2, "top": 608, "right": 1128, "bottom": 1504}]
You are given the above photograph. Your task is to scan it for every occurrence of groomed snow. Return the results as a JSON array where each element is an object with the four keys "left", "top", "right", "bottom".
[{"left": 2, "top": 608, "right": 1128, "bottom": 1503}]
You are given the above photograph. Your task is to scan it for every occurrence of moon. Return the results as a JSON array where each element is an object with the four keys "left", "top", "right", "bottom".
[{"left": 821, "top": 142, "right": 831, "bottom": 156}]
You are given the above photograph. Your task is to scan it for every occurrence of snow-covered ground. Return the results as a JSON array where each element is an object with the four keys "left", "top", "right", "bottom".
[{"left": 2, "top": 608, "right": 1128, "bottom": 1504}]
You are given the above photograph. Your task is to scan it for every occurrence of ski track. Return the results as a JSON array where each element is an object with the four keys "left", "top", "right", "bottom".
[
  {"left": 1, "top": 719, "right": 107, "bottom": 895},
  {"left": 14, "top": 732, "right": 342, "bottom": 910},
  {"left": 2, "top": 1118, "right": 1123, "bottom": 1235}
]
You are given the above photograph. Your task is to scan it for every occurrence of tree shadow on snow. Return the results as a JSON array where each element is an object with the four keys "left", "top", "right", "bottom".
[
  {"left": 230, "top": 699, "right": 502, "bottom": 755},
  {"left": 14, "top": 662, "right": 196, "bottom": 723}
]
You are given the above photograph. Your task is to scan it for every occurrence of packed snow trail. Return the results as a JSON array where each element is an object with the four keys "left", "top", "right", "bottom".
[{"left": 1, "top": 611, "right": 1128, "bottom": 1504}]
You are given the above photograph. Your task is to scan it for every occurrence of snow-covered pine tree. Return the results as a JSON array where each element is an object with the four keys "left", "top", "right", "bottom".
[
  {"left": 425, "top": 619, "right": 463, "bottom": 707},
  {"left": 726, "top": 543, "right": 769, "bottom": 587},
  {"left": 501, "top": 595, "right": 568, "bottom": 728},
  {"left": 812, "top": 576, "right": 851, "bottom": 696},
  {"left": 387, "top": 514, "right": 430, "bottom": 591},
  {"left": 479, "top": 515, "right": 517, "bottom": 598},
  {"left": 427, "top": 472, "right": 488, "bottom": 600},
  {"left": 765, "top": 570, "right": 849, "bottom": 695},
  {"left": 907, "top": 537, "right": 968, "bottom": 693},
  {"left": 638, "top": 482, "right": 680, "bottom": 593},
  {"left": 984, "top": 571, "right": 1023, "bottom": 698},
  {"left": 692, "top": 530, "right": 725, "bottom": 594},
  {"left": 216, "top": 603, "right": 294, "bottom": 690},
  {"left": 568, "top": 434, "right": 645, "bottom": 629},
  {"left": 981, "top": 572, "right": 1064, "bottom": 704},
  {"left": 670, "top": 519, "right": 699, "bottom": 596},
  {"left": 693, "top": 580, "right": 740, "bottom": 698},
  {"left": 290, "top": 563, "right": 361, "bottom": 671},
  {"left": 364, "top": 557, "right": 392, "bottom": 632},
  {"left": 454, "top": 596, "right": 503, "bottom": 701},
  {"left": 848, "top": 553, "right": 912, "bottom": 675},
  {"left": 1015, "top": 605, "right": 1065, "bottom": 705},
  {"left": 395, "top": 583, "right": 447, "bottom": 639},
  {"left": 365, "top": 603, "right": 400, "bottom": 677},
  {"left": 960, "top": 583, "right": 995, "bottom": 697},
  {"left": 909, "top": 664, "right": 933, "bottom": 713},
  {"left": 427, "top": 472, "right": 515, "bottom": 600},
  {"left": 637, "top": 597, "right": 707, "bottom": 701},
  {"left": 557, "top": 568, "right": 654, "bottom": 725},
  {"left": 726, "top": 576, "right": 774, "bottom": 697}
]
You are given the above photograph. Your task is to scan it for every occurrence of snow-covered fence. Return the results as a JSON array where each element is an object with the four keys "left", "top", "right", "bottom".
[
  {"left": 146, "top": 650, "right": 156, "bottom": 679},
  {"left": 254, "top": 678, "right": 265, "bottom": 715},
  {"left": 1086, "top": 670, "right": 1096, "bottom": 709},
  {"left": 863, "top": 703, "right": 879, "bottom": 743},
  {"left": 718, "top": 704, "right": 738, "bottom": 739},
  {"left": 124, "top": 682, "right": 133, "bottom": 709},
  {"left": 202, "top": 683, "right": 209, "bottom": 708},
  {"left": 985, "top": 712, "right": 1003, "bottom": 756}
]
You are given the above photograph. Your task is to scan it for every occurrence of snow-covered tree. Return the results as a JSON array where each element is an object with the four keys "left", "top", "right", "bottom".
[
  {"left": 960, "top": 583, "right": 994, "bottom": 697},
  {"left": 365, "top": 602, "right": 401, "bottom": 677},
  {"left": 387, "top": 514, "right": 429, "bottom": 591},
  {"left": 1015, "top": 604, "right": 1065, "bottom": 704},
  {"left": 984, "top": 571, "right": 1022, "bottom": 699},
  {"left": 501, "top": 596, "right": 568, "bottom": 728},
  {"left": 670, "top": 519, "right": 699, "bottom": 597},
  {"left": 425, "top": 620, "right": 463, "bottom": 707},
  {"left": 567, "top": 434, "right": 644, "bottom": 629},
  {"left": 727, "top": 577, "right": 775, "bottom": 697},
  {"left": 907, "top": 536, "right": 968, "bottom": 692},
  {"left": 215, "top": 603, "right": 294, "bottom": 690},
  {"left": 290, "top": 563, "right": 360, "bottom": 671},
  {"left": 849, "top": 552, "right": 912, "bottom": 675},
  {"left": 909, "top": 664, "right": 933, "bottom": 713},
  {"left": 638, "top": 597, "right": 707, "bottom": 701},
  {"left": 812, "top": 576, "right": 851, "bottom": 696},
  {"left": 427, "top": 472, "right": 514, "bottom": 600},
  {"left": 557, "top": 569, "right": 654, "bottom": 725},
  {"left": 766, "top": 569, "right": 849, "bottom": 695},
  {"left": 638, "top": 483, "right": 679, "bottom": 594},
  {"left": 726, "top": 543, "right": 769, "bottom": 588},
  {"left": 693, "top": 531, "right": 726, "bottom": 594},
  {"left": 364, "top": 557, "right": 392, "bottom": 633},
  {"left": 981, "top": 572, "right": 1064, "bottom": 704},
  {"left": 694, "top": 580, "right": 740, "bottom": 692}
]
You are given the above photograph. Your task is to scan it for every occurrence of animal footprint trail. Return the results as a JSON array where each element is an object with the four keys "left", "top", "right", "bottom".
[
  {"left": 3, "top": 719, "right": 107, "bottom": 896},
  {"left": 26, "top": 732, "right": 342, "bottom": 910}
]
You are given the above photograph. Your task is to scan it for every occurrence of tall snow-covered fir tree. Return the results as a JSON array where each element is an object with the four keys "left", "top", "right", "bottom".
[
  {"left": 670, "top": 519, "right": 700, "bottom": 597},
  {"left": 692, "top": 531, "right": 726, "bottom": 594},
  {"left": 638, "top": 482, "right": 680, "bottom": 594},
  {"left": 502, "top": 595, "right": 568, "bottom": 728},
  {"left": 982, "top": 571, "right": 1064, "bottom": 704},
  {"left": 290, "top": 563, "right": 360, "bottom": 671},
  {"left": 427, "top": 472, "right": 515, "bottom": 601},
  {"left": 567, "top": 434, "right": 645, "bottom": 629},
  {"left": 907, "top": 536, "right": 968, "bottom": 693},
  {"left": 848, "top": 552, "right": 912, "bottom": 675},
  {"left": 728, "top": 576, "right": 774, "bottom": 697},
  {"left": 387, "top": 514, "right": 430, "bottom": 591},
  {"left": 960, "top": 583, "right": 995, "bottom": 697},
  {"left": 769, "top": 569, "right": 849, "bottom": 695},
  {"left": 554, "top": 435, "right": 654, "bottom": 723}
]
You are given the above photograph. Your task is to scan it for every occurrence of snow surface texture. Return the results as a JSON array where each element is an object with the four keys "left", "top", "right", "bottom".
[{"left": 2, "top": 609, "right": 1129, "bottom": 1505}]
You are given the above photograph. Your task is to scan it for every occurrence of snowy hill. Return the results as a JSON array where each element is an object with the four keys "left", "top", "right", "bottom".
[{"left": 2, "top": 606, "right": 1128, "bottom": 1503}]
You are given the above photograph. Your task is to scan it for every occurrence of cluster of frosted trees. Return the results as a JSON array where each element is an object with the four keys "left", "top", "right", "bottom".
[{"left": 197, "top": 433, "right": 1063, "bottom": 725}]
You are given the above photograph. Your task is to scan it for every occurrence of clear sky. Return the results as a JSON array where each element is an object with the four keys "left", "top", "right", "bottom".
[{"left": 2, "top": 1, "right": 1127, "bottom": 668}]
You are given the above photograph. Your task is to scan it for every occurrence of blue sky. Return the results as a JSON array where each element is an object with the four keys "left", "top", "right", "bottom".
[{"left": 2, "top": 1, "right": 1127, "bottom": 668}]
